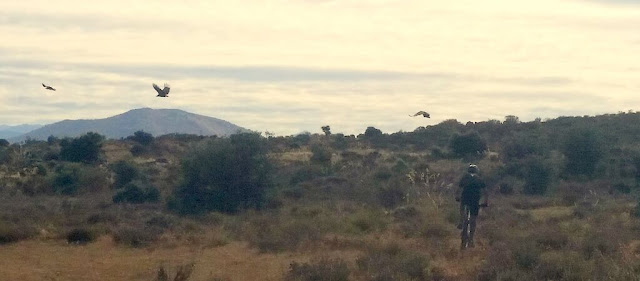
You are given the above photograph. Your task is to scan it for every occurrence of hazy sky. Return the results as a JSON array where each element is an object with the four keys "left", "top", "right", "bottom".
[{"left": 2, "top": 0, "right": 640, "bottom": 135}]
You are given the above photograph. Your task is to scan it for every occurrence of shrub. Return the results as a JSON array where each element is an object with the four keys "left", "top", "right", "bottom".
[
  {"left": 171, "top": 133, "right": 273, "bottom": 214},
  {"left": 113, "top": 225, "right": 160, "bottom": 247},
  {"left": 289, "top": 165, "right": 325, "bottom": 186},
  {"left": 356, "top": 243, "right": 430, "bottom": 281},
  {"left": 285, "top": 258, "right": 350, "bottom": 281},
  {"left": 0, "top": 223, "right": 37, "bottom": 244},
  {"left": 582, "top": 231, "right": 618, "bottom": 259},
  {"left": 156, "top": 263, "right": 195, "bottom": 281},
  {"left": 633, "top": 200, "right": 640, "bottom": 218},
  {"left": 87, "top": 213, "right": 117, "bottom": 224},
  {"left": 534, "top": 228, "right": 569, "bottom": 250},
  {"left": 127, "top": 130, "right": 154, "bottom": 146},
  {"left": 349, "top": 209, "right": 388, "bottom": 234},
  {"left": 420, "top": 219, "right": 452, "bottom": 240},
  {"left": 512, "top": 239, "right": 541, "bottom": 270},
  {"left": 522, "top": 157, "right": 552, "bottom": 195},
  {"left": 66, "top": 228, "right": 96, "bottom": 244},
  {"left": 310, "top": 144, "right": 332, "bottom": 166},
  {"left": 377, "top": 181, "right": 406, "bottom": 208},
  {"left": 51, "top": 163, "right": 110, "bottom": 195},
  {"left": 535, "top": 252, "right": 590, "bottom": 281},
  {"left": 498, "top": 181, "right": 514, "bottom": 195},
  {"left": 130, "top": 144, "right": 147, "bottom": 156},
  {"left": 561, "top": 128, "right": 603, "bottom": 177},
  {"left": 449, "top": 131, "right": 487, "bottom": 157},
  {"left": 35, "top": 163, "right": 47, "bottom": 176},
  {"left": 113, "top": 182, "right": 160, "bottom": 204},
  {"left": 110, "top": 160, "right": 139, "bottom": 189},
  {"left": 59, "top": 132, "right": 105, "bottom": 163},
  {"left": 248, "top": 218, "right": 323, "bottom": 253},
  {"left": 477, "top": 242, "right": 516, "bottom": 281}
]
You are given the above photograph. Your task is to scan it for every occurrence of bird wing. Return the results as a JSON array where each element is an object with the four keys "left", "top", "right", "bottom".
[
  {"left": 152, "top": 83, "right": 165, "bottom": 95},
  {"left": 42, "top": 83, "right": 46, "bottom": 87},
  {"left": 162, "top": 83, "right": 171, "bottom": 95}
]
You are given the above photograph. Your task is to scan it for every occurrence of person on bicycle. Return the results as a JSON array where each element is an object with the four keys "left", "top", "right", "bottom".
[{"left": 455, "top": 164, "right": 488, "bottom": 248}]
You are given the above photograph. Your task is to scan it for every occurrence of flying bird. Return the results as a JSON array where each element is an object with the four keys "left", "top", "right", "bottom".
[
  {"left": 42, "top": 83, "right": 56, "bottom": 91},
  {"left": 410, "top": 111, "right": 430, "bottom": 118},
  {"left": 153, "top": 83, "right": 171, "bottom": 97}
]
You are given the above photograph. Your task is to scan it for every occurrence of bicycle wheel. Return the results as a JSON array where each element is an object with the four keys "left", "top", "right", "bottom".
[{"left": 460, "top": 206, "right": 471, "bottom": 250}]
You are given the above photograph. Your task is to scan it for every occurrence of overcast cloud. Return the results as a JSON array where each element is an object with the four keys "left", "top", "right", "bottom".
[{"left": 2, "top": 0, "right": 639, "bottom": 135}]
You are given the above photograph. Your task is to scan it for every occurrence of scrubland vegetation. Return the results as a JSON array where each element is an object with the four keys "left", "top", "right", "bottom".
[{"left": 3, "top": 112, "right": 640, "bottom": 280}]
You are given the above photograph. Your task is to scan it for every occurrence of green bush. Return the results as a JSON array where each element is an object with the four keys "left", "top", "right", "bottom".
[
  {"left": 51, "top": 163, "right": 109, "bottom": 195},
  {"left": 60, "top": 132, "right": 105, "bottom": 163},
  {"left": 310, "top": 144, "right": 332, "bottom": 166},
  {"left": 522, "top": 157, "right": 552, "bottom": 195},
  {"left": 66, "top": 228, "right": 96, "bottom": 244},
  {"left": 561, "top": 128, "right": 603, "bottom": 177},
  {"left": 127, "top": 130, "right": 154, "bottom": 146},
  {"left": 289, "top": 165, "right": 325, "bottom": 186},
  {"left": 377, "top": 180, "right": 406, "bottom": 208},
  {"left": 171, "top": 133, "right": 273, "bottom": 214},
  {"left": 0, "top": 223, "right": 37, "bottom": 244},
  {"left": 129, "top": 144, "right": 147, "bottom": 156},
  {"left": 113, "top": 182, "right": 160, "bottom": 204},
  {"left": 110, "top": 160, "right": 140, "bottom": 189},
  {"left": 449, "top": 131, "right": 487, "bottom": 157}
]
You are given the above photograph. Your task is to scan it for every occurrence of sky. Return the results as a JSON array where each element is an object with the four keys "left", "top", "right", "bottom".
[{"left": 2, "top": 0, "right": 640, "bottom": 136}]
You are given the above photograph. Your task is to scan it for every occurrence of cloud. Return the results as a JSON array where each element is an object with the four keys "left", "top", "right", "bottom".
[{"left": 1, "top": 0, "right": 640, "bottom": 135}]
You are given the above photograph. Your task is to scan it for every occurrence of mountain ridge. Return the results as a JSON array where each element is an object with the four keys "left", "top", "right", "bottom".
[{"left": 9, "top": 108, "right": 247, "bottom": 142}]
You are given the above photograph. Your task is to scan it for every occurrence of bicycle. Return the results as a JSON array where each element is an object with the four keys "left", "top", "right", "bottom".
[{"left": 457, "top": 199, "right": 488, "bottom": 250}]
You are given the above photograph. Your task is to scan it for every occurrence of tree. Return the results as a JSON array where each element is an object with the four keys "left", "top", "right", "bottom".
[
  {"left": 0, "top": 139, "right": 9, "bottom": 147},
  {"left": 171, "top": 133, "right": 273, "bottom": 214},
  {"left": 449, "top": 131, "right": 487, "bottom": 157},
  {"left": 127, "top": 130, "right": 154, "bottom": 146},
  {"left": 47, "top": 135, "right": 59, "bottom": 145},
  {"left": 321, "top": 125, "right": 331, "bottom": 136},
  {"left": 523, "top": 157, "right": 552, "bottom": 195},
  {"left": 363, "top": 127, "right": 382, "bottom": 138},
  {"left": 110, "top": 160, "right": 140, "bottom": 189},
  {"left": 561, "top": 128, "right": 603, "bottom": 177},
  {"left": 60, "top": 132, "right": 105, "bottom": 163}
]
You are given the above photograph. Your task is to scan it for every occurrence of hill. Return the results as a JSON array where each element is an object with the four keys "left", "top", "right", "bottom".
[
  {"left": 0, "top": 124, "right": 42, "bottom": 139},
  {"left": 10, "top": 108, "right": 246, "bottom": 142}
]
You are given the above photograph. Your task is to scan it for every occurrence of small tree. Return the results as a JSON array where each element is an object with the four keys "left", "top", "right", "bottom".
[
  {"left": 110, "top": 160, "right": 140, "bottom": 189},
  {"left": 310, "top": 144, "right": 332, "bottom": 166},
  {"left": 523, "top": 157, "right": 552, "bottom": 195},
  {"left": 321, "top": 125, "right": 331, "bottom": 136},
  {"left": 128, "top": 130, "right": 154, "bottom": 146},
  {"left": 113, "top": 182, "right": 160, "bottom": 204},
  {"left": 561, "top": 128, "right": 603, "bottom": 177},
  {"left": 60, "top": 132, "right": 105, "bottom": 163},
  {"left": 171, "top": 133, "right": 273, "bottom": 214},
  {"left": 364, "top": 127, "right": 383, "bottom": 138},
  {"left": 449, "top": 131, "right": 487, "bottom": 157}
]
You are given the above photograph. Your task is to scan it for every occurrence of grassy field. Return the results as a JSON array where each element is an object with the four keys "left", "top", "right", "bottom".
[{"left": 2, "top": 132, "right": 640, "bottom": 280}]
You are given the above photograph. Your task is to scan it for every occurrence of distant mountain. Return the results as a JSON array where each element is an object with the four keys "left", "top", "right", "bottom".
[
  {"left": 0, "top": 124, "right": 43, "bottom": 139},
  {"left": 10, "top": 108, "right": 247, "bottom": 142}
]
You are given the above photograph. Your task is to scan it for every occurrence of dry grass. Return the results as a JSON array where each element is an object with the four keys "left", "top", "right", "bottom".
[{"left": 0, "top": 236, "right": 364, "bottom": 281}]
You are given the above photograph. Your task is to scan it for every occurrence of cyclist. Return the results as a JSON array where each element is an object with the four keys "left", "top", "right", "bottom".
[{"left": 455, "top": 164, "right": 488, "bottom": 248}]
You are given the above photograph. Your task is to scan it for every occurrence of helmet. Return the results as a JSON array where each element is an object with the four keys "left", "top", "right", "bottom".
[{"left": 468, "top": 164, "right": 479, "bottom": 174}]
